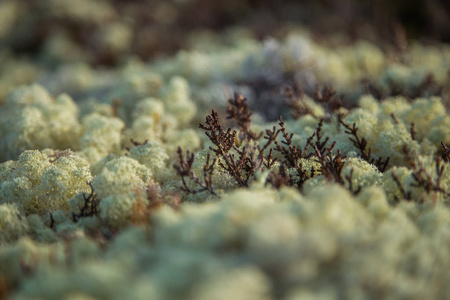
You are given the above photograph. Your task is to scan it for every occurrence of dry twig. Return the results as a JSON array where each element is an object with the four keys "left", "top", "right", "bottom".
[
  {"left": 72, "top": 182, "right": 100, "bottom": 222},
  {"left": 339, "top": 116, "right": 390, "bottom": 172},
  {"left": 173, "top": 147, "right": 217, "bottom": 196}
]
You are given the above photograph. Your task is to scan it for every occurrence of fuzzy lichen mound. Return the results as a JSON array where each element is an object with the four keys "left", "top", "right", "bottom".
[
  {"left": 1, "top": 185, "right": 448, "bottom": 300},
  {"left": 1, "top": 21, "right": 450, "bottom": 300},
  {"left": 128, "top": 142, "right": 169, "bottom": 182},
  {"left": 78, "top": 113, "right": 125, "bottom": 163},
  {"left": 0, "top": 204, "right": 29, "bottom": 244},
  {"left": 73, "top": 156, "right": 153, "bottom": 228},
  {"left": 0, "top": 84, "right": 82, "bottom": 161},
  {"left": 0, "top": 150, "right": 92, "bottom": 216}
]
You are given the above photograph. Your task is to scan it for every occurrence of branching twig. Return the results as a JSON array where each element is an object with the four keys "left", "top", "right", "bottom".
[
  {"left": 173, "top": 147, "right": 217, "bottom": 196},
  {"left": 402, "top": 145, "right": 447, "bottom": 195},
  {"left": 72, "top": 182, "right": 100, "bottom": 222},
  {"left": 339, "top": 116, "right": 390, "bottom": 172},
  {"left": 345, "top": 168, "right": 362, "bottom": 195},
  {"left": 199, "top": 110, "right": 236, "bottom": 155},
  {"left": 266, "top": 164, "right": 292, "bottom": 189},
  {"left": 410, "top": 123, "right": 416, "bottom": 141},
  {"left": 49, "top": 213, "right": 55, "bottom": 228},
  {"left": 391, "top": 171, "right": 412, "bottom": 202},
  {"left": 226, "top": 93, "right": 262, "bottom": 141},
  {"left": 312, "top": 119, "right": 329, "bottom": 154},
  {"left": 313, "top": 142, "right": 346, "bottom": 185},
  {"left": 440, "top": 141, "right": 450, "bottom": 162},
  {"left": 284, "top": 85, "right": 314, "bottom": 119},
  {"left": 390, "top": 113, "right": 400, "bottom": 124},
  {"left": 198, "top": 105, "right": 252, "bottom": 187},
  {"left": 313, "top": 86, "right": 344, "bottom": 119},
  {"left": 271, "top": 117, "right": 315, "bottom": 168},
  {"left": 126, "top": 139, "right": 148, "bottom": 151}
]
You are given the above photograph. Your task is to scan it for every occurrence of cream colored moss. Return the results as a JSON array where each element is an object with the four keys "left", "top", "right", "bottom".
[
  {"left": 160, "top": 76, "right": 196, "bottom": 124},
  {"left": 342, "top": 157, "right": 383, "bottom": 189},
  {"left": 379, "top": 64, "right": 411, "bottom": 92},
  {"left": 382, "top": 153, "right": 450, "bottom": 203},
  {"left": 0, "top": 204, "right": 29, "bottom": 244},
  {"left": 78, "top": 113, "right": 124, "bottom": 163},
  {"left": 114, "top": 277, "right": 161, "bottom": 300},
  {"left": 2, "top": 25, "right": 450, "bottom": 300},
  {"left": 0, "top": 85, "right": 82, "bottom": 160},
  {"left": 383, "top": 166, "right": 412, "bottom": 201},
  {"left": 122, "top": 113, "right": 178, "bottom": 150},
  {"left": 356, "top": 186, "right": 390, "bottom": 220},
  {"left": 416, "top": 204, "right": 450, "bottom": 233},
  {"left": 285, "top": 288, "right": 337, "bottom": 300},
  {"left": 165, "top": 128, "right": 201, "bottom": 156},
  {"left": 5, "top": 83, "right": 53, "bottom": 107},
  {"left": 41, "top": 32, "right": 89, "bottom": 65},
  {"left": 3, "top": 182, "right": 450, "bottom": 299},
  {"left": 48, "top": 0, "right": 114, "bottom": 23},
  {"left": 0, "top": 237, "right": 66, "bottom": 286},
  {"left": 128, "top": 142, "right": 169, "bottom": 182},
  {"left": 358, "top": 94, "right": 380, "bottom": 114},
  {"left": 0, "top": 55, "right": 38, "bottom": 105},
  {"left": 307, "top": 185, "right": 373, "bottom": 232},
  {"left": 374, "top": 122, "right": 418, "bottom": 166},
  {"left": 92, "top": 156, "right": 152, "bottom": 199},
  {"left": 246, "top": 212, "right": 301, "bottom": 267},
  {"left": 96, "top": 21, "right": 133, "bottom": 54},
  {"left": 89, "top": 153, "right": 116, "bottom": 177},
  {"left": 109, "top": 63, "right": 163, "bottom": 107},
  {"left": 0, "top": 1, "right": 22, "bottom": 38},
  {"left": 0, "top": 150, "right": 92, "bottom": 216},
  {"left": 99, "top": 193, "right": 145, "bottom": 228},
  {"left": 191, "top": 268, "right": 272, "bottom": 300},
  {"left": 26, "top": 214, "right": 58, "bottom": 243},
  {"left": 44, "top": 63, "right": 97, "bottom": 95},
  {"left": 399, "top": 97, "right": 446, "bottom": 140},
  {"left": 132, "top": 98, "right": 165, "bottom": 120}
]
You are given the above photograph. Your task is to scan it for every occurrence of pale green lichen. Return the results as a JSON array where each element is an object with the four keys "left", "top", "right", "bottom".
[
  {"left": 0, "top": 203, "right": 29, "bottom": 244},
  {"left": 1, "top": 183, "right": 450, "bottom": 300},
  {"left": 91, "top": 156, "right": 152, "bottom": 199},
  {"left": 1, "top": 23, "right": 450, "bottom": 300},
  {"left": 0, "top": 85, "right": 82, "bottom": 161},
  {"left": 0, "top": 150, "right": 92, "bottom": 216},
  {"left": 128, "top": 142, "right": 169, "bottom": 182},
  {"left": 78, "top": 113, "right": 125, "bottom": 163}
]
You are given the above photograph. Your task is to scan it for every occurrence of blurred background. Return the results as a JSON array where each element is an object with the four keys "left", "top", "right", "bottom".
[{"left": 1, "top": 0, "right": 449, "bottom": 67}]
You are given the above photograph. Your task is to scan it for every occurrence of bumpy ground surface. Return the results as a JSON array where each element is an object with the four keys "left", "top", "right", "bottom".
[{"left": 1, "top": 1, "right": 450, "bottom": 299}]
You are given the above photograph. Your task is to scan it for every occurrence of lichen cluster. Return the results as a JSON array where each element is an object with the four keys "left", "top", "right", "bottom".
[{"left": 1, "top": 11, "right": 450, "bottom": 299}]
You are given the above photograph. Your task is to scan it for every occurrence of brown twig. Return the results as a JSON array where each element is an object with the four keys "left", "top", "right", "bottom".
[
  {"left": 390, "top": 113, "right": 399, "bottom": 124},
  {"left": 173, "top": 147, "right": 217, "bottom": 196},
  {"left": 313, "top": 86, "right": 344, "bottom": 119},
  {"left": 199, "top": 110, "right": 236, "bottom": 155},
  {"left": 226, "top": 93, "right": 262, "bottom": 141},
  {"left": 339, "top": 116, "right": 390, "bottom": 172},
  {"left": 391, "top": 171, "right": 412, "bottom": 202},
  {"left": 72, "top": 182, "right": 101, "bottom": 222},
  {"left": 284, "top": 85, "right": 314, "bottom": 119},
  {"left": 410, "top": 123, "right": 416, "bottom": 141},
  {"left": 440, "top": 141, "right": 450, "bottom": 162},
  {"left": 49, "top": 213, "right": 55, "bottom": 228},
  {"left": 345, "top": 168, "right": 362, "bottom": 195},
  {"left": 402, "top": 145, "right": 447, "bottom": 195},
  {"left": 266, "top": 164, "right": 291, "bottom": 189},
  {"left": 126, "top": 139, "right": 149, "bottom": 151},
  {"left": 313, "top": 142, "right": 346, "bottom": 185}
]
